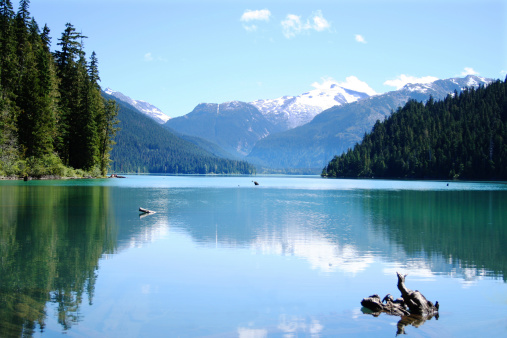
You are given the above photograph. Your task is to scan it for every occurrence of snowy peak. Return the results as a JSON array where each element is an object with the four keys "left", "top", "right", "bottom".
[
  {"left": 104, "top": 88, "right": 170, "bottom": 124},
  {"left": 251, "top": 81, "right": 371, "bottom": 130},
  {"left": 401, "top": 75, "right": 491, "bottom": 95}
]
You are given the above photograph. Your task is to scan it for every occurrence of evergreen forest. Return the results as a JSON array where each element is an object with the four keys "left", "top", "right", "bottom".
[
  {"left": 0, "top": 0, "right": 119, "bottom": 178},
  {"left": 106, "top": 94, "right": 256, "bottom": 175},
  {"left": 322, "top": 78, "right": 507, "bottom": 180}
]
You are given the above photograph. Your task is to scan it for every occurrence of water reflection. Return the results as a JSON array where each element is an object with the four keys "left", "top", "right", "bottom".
[
  {"left": 1, "top": 180, "right": 506, "bottom": 336},
  {"left": 159, "top": 187, "right": 507, "bottom": 281},
  {"left": 0, "top": 185, "right": 117, "bottom": 336},
  {"left": 363, "top": 190, "right": 507, "bottom": 281}
]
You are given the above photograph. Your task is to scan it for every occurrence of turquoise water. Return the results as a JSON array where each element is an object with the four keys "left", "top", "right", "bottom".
[{"left": 1, "top": 176, "right": 506, "bottom": 337}]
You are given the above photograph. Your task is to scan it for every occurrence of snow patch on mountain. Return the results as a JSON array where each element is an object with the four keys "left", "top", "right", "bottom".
[
  {"left": 104, "top": 88, "right": 170, "bottom": 124},
  {"left": 401, "top": 75, "right": 491, "bottom": 96},
  {"left": 251, "top": 80, "right": 371, "bottom": 130}
]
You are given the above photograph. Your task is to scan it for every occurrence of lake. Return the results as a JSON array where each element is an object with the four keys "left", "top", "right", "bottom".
[{"left": 1, "top": 175, "right": 506, "bottom": 337}]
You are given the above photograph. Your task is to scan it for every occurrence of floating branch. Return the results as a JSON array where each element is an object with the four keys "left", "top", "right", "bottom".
[{"left": 139, "top": 207, "right": 156, "bottom": 214}]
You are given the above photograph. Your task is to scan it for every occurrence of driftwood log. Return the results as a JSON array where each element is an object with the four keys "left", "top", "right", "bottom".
[
  {"left": 139, "top": 207, "right": 156, "bottom": 214},
  {"left": 361, "top": 272, "right": 439, "bottom": 334}
]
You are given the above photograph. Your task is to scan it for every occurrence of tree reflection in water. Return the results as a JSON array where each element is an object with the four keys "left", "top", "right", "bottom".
[{"left": 0, "top": 185, "right": 117, "bottom": 337}]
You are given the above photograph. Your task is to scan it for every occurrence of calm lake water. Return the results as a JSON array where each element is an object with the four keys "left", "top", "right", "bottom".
[{"left": 1, "top": 175, "right": 506, "bottom": 337}]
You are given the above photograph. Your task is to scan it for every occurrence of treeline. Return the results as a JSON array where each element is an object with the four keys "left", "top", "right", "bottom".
[
  {"left": 107, "top": 95, "right": 256, "bottom": 175},
  {"left": 322, "top": 78, "right": 507, "bottom": 180},
  {"left": 0, "top": 0, "right": 118, "bottom": 178}
]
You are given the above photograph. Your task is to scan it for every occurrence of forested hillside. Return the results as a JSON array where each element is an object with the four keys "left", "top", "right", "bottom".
[
  {"left": 106, "top": 94, "right": 256, "bottom": 175},
  {"left": 322, "top": 78, "right": 507, "bottom": 180},
  {"left": 0, "top": 0, "right": 118, "bottom": 177}
]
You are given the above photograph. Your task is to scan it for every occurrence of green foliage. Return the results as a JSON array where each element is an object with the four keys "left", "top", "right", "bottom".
[
  {"left": 323, "top": 78, "right": 507, "bottom": 180},
  {"left": 0, "top": 3, "right": 118, "bottom": 178}
]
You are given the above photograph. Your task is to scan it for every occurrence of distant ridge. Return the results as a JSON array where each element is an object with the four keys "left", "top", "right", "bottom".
[
  {"left": 104, "top": 88, "right": 170, "bottom": 124},
  {"left": 165, "top": 101, "right": 279, "bottom": 158}
]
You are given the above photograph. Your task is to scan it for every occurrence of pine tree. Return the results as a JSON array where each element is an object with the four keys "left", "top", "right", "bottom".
[
  {"left": 53, "top": 23, "right": 87, "bottom": 166},
  {"left": 97, "top": 99, "right": 119, "bottom": 176},
  {"left": 0, "top": 0, "right": 17, "bottom": 98}
]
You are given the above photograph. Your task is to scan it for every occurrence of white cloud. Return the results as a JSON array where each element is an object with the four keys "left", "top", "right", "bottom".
[
  {"left": 461, "top": 67, "right": 479, "bottom": 76},
  {"left": 241, "top": 9, "right": 271, "bottom": 32},
  {"left": 501, "top": 70, "right": 507, "bottom": 76},
  {"left": 311, "top": 10, "right": 331, "bottom": 31},
  {"left": 312, "top": 76, "right": 377, "bottom": 96},
  {"left": 241, "top": 9, "right": 271, "bottom": 22},
  {"left": 355, "top": 34, "right": 366, "bottom": 43},
  {"left": 238, "top": 327, "right": 267, "bottom": 338},
  {"left": 338, "top": 76, "right": 377, "bottom": 95},
  {"left": 281, "top": 10, "right": 331, "bottom": 38},
  {"left": 144, "top": 52, "right": 153, "bottom": 62},
  {"left": 384, "top": 74, "right": 439, "bottom": 90}
]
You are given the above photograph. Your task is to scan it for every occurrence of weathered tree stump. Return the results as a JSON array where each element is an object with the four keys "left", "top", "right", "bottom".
[
  {"left": 361, "top": 294, "right": 410, "bottom": 316},
  {"left": 361, "top": 272, "right": 439, "bottom": 333},
  {"left": 396, "top": 272, "right": 438, "bottom": 316}
]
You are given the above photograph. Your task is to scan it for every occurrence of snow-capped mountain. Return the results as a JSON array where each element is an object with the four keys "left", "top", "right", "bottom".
[
  {"left": 104, "top": 88, "right": 170, "bottom": 124},
  {"left": 247, "top": 75, "right": 493, "bottom": 171},
  {"left": 401, "top": 75, "right": 490, "bottom": 97},
  {"left": 250, "top": 82, "right": 371, "bottom": 131}
]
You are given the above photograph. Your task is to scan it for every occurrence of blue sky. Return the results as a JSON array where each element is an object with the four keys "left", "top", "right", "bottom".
[{"left": 29, "top": 0, "right": 506, "bottom": 118}]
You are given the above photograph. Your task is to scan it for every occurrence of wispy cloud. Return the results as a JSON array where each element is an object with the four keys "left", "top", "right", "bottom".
[
  {"left": 144, "top": 52, "right": 154, "bottom": 62},
  {"left": 281, "top": 10, "right": 331, "bottom": 39},
  {"left": 281, "top": 14, "right": 302, "bottom": 38},
  {"left": 461, "top": 67, "right": 479, "bottom": 76},
  {"left": 384, "top": 74, "right": 439, "bottom": 89},
  {"left": 241, "top": 9, "right": 271, "bottom": 32},
  {"left": 355, "top": 34, "right": 366, "bottom": 43},
  {"left": 144, "top": 52, "right": 166, "bottom": 63}
]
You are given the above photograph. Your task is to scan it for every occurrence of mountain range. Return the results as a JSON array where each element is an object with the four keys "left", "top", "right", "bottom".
[
  {"left": 164, "top": 80, "right": 374, "bottom": 158},
  {"left": 108, "top": 75, "right": 492, "bottom": 173},
  {"left": 246, "top": 75, "right": 491, "bottom": 171}
]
